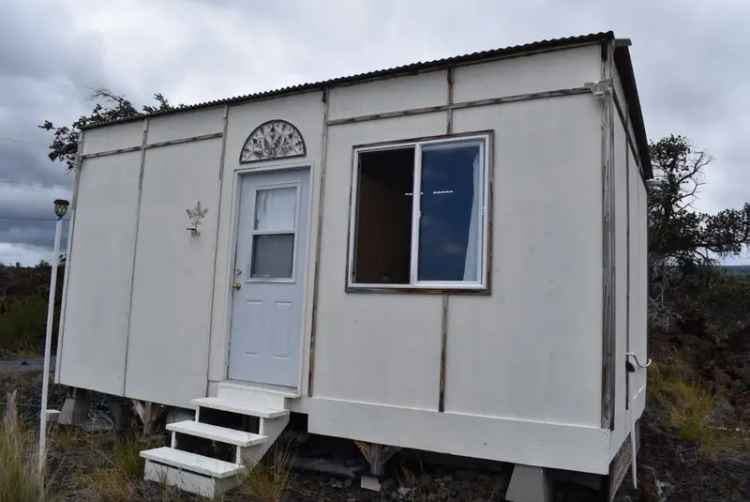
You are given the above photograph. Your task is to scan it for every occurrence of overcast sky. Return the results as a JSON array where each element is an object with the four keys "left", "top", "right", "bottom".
[{"left": 1, "top": 0, "right": 748, "bottom": 266}]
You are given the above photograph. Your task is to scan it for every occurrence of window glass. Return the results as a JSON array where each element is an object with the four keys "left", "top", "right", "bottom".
[
  {"left": 353, "top": 148, "right": 414, "bottom": 284},
  {"left": 251, "top": 234, "right": 294, "bottom": 278},
  {"left": 255, "top": 187, "right": 296, "bottom": 230},
  {"left": 418, "top": 141, "right": 482, "bottom": 281}
]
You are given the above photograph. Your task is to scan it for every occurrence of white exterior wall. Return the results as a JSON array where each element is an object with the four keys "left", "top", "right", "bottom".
[
  {"left": 57, "top": 151, "right": 141, "bottom": 394},
  {"left": 82, "top": 120, "right": 143, "bottom": 154},
  {"left": 608, "top": 93, "right": 649, "bottom": 459},
  {"left": 125, "top": 137, "right": 223, "bottom": 406},
  {"left": 629, "top": 149, "right": 648, "bottom": 420},
  {"left": 453, "top": 45, "right": 600, "bottom": 101},
  {"left": 329, "top": 70, "right": 447, "bottom": 120},
  {"left": 58, "top": 108, "right": 227, "bottom": 406},
  {"left": 314, "top": 113, "right": 447, "bottom": 409},
  {"left": 446, "top": 95, "right": 603, "bottom": 425},
  {"left": 147, "top": 107, "right": 225, "bottom": 144},
  {"left": 611, "top": 114, "right": 629, "bottom": 450},
  {"left": 301, "top": 46, "right": 613, "bottom": 473}
]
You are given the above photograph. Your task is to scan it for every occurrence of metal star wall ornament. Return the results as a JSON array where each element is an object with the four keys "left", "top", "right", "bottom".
[{"left": 186, "top": 201, "right": 208, "bottom": 234}]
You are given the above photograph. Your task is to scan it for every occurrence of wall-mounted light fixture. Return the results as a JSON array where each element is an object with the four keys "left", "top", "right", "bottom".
[{"left": 186, "top": 201, "right": 208, "bottom": 235}]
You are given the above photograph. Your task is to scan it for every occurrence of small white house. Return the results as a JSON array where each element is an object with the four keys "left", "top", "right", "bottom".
[{"left": 55, "top": 31, "right": 650, "bottom": 500}]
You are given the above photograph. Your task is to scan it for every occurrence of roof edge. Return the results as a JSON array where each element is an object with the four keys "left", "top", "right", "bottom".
[{"left": 613, "top": 44, "right": 652, "bottom": 179}]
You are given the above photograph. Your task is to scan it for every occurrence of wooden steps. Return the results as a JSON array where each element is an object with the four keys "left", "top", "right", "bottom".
[{"left": 140, "top": 382, "right": 292, "bottom": 499}]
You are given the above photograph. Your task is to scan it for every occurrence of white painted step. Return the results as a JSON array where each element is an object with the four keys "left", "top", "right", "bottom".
[
  {"left": 140, "top": 447, "right": 245, "bottom": 479},
  {"left": 167, "top": 420, "right": 267, "bottom": 447},
  {"left": 217, "top": 381, "right": 292, "bottom": 409},
  {"left": 145, "top": 460, "right": 241, "bottom": 498},
  {"left": 192, "top": 397, "right": 289, "bottom": 419}
]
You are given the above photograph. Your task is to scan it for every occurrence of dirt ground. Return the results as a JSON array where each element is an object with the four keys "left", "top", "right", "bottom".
[{"left": 1, "top": 361, "right": 748, "bottom": 501}]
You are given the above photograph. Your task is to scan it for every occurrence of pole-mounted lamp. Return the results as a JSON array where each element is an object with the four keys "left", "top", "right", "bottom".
[
  {"left": 53, "top": 199, "right": 69, "bottom": 219},
  {"left": 39, "top": 199, "right": 69, "bottom": 474}
]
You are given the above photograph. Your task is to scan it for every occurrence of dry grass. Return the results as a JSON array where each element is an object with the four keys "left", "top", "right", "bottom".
[
  {"left": 0, "top": 390, "right": 50, "bottom": 502},
  {"left": 239, "top": 436, "right": 297, "bottom": 502},
  {"left": 82, "top": 436, "right": 143, "bottom": 502},
  {"left": 77, "top": 434, "right": 189, "bottom": 502}
]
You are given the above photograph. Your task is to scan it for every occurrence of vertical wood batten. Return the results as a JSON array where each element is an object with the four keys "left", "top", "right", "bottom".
[
  {"left": 446, "top": 67, "right": 454, "bottom": 134},
  {"left": 438, "top": 68, "right": 455, "bottom": 412},
  {"left": 55, "top": 130, "right": 85, "bottom": 383},
  {"left": 205, "top": 104, "right": 230, "bottom": 395},
  {"left": 600, "top": 40, "right": 617, "bottom": 430},
  {"left": 625, "top": 119, "right": 631, "bottom": 411},
  {"left": 608, "top": 43, "right": 617, "bottom": 430},
  {"left": 308, "top": 88, "right": 330, "bottom": 397},
  {"left": 122, "top": 118, "right": 150, "bottom": 396}
]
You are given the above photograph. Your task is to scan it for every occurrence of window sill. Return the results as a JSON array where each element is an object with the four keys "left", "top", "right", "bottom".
[{"left": 346, "top": 284, "right": 490, "bottom": 295}]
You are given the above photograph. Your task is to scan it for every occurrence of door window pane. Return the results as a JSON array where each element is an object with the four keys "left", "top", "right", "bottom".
[
  {"left": 418, "top": 141, "right": 482, "bottom": 281},
  {"left": 251, "top": 234, "right": 294, "bottom": 278},
  {"left": 255, "top": 187, "right": 296, "bottom": 230},
  {"left": 353, "top": 148, "right": 415, "bottom": 284}
]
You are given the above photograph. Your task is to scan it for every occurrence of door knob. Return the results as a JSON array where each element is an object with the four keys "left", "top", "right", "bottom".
[{"left": 232, "top": 281, "right": 242, "bottom": 290}]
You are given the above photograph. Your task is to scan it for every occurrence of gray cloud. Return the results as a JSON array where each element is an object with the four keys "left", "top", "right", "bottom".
[{"left": 1, "top": 0, "right": 749, "bottom": 265}]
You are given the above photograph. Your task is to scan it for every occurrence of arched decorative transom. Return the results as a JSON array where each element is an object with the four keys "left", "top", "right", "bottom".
[{"left": 240, "top": 120, "right": 306, "bottom": 163}]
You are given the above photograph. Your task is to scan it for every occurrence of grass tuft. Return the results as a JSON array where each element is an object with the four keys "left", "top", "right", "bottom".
[
  {"left": 240, "top": 435, "right": 296, "bottom": 502},
  {"left": 0, "top": 390, "right": 50, "bottom": 502},
  {"left": 88, "top": 466, "right": 139, "bottom": 502},
  {"left": 84, "top": 435, "right": 149, "bottom": 502}
]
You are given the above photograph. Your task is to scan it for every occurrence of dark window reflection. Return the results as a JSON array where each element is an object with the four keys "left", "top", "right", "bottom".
[
  {"left": 354, "top": 148, "right": 415, "bottom": 284},
  {"left": 418, "top": 142, "right": 481, "bottom": 281}
]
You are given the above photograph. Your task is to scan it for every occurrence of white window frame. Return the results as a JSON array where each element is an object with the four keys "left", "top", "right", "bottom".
[{"left": 347, "top": 133, "right": 491, "bottom": 292}]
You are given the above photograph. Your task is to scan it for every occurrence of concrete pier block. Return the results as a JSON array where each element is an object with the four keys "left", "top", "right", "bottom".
[
  {"left": 506, "top": 464, "right": 552, "bottom": 502},
  {"left": 58, "top": 390, "right": 89, "bottom": 426}
]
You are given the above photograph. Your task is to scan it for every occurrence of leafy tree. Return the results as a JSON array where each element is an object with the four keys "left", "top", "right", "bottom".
[
  {"left": 39, "top": 89, "right": 176, "bottom": 169},
  {"left": 648, "top": 135, "right": 750, "bottom": 306}
]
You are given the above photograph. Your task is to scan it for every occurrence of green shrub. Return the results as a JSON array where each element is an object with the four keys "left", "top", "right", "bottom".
[
  {"left": 664, "top": 380, "right": 714, "bottom": 442},
  {"left": 0, "top": 296, "right": 47, "bottom": 356},
  {"left": 648, "top": 359, "right": 722, "bottom": 452}
]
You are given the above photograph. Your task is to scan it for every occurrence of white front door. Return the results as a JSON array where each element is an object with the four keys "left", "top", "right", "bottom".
[{"left": 228, "top": 167, "right": 310, "bottom": 387}]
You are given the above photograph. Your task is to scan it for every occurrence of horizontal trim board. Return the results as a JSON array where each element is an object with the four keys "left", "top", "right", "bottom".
[
  {"left": 81, "top": 132, "right": 223, "bottom": 160},
  {"left": 145, "top": 132, "right": 223, "bottom": 150},
  {"left": 298, "top": 397, "right": 611, "bottom": 474},
  {"left": 80, "top": 145, "right": 142, "bottom": 160},
  {"left": 327, "top": 86, "right": 592, "bottom": 126}
]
